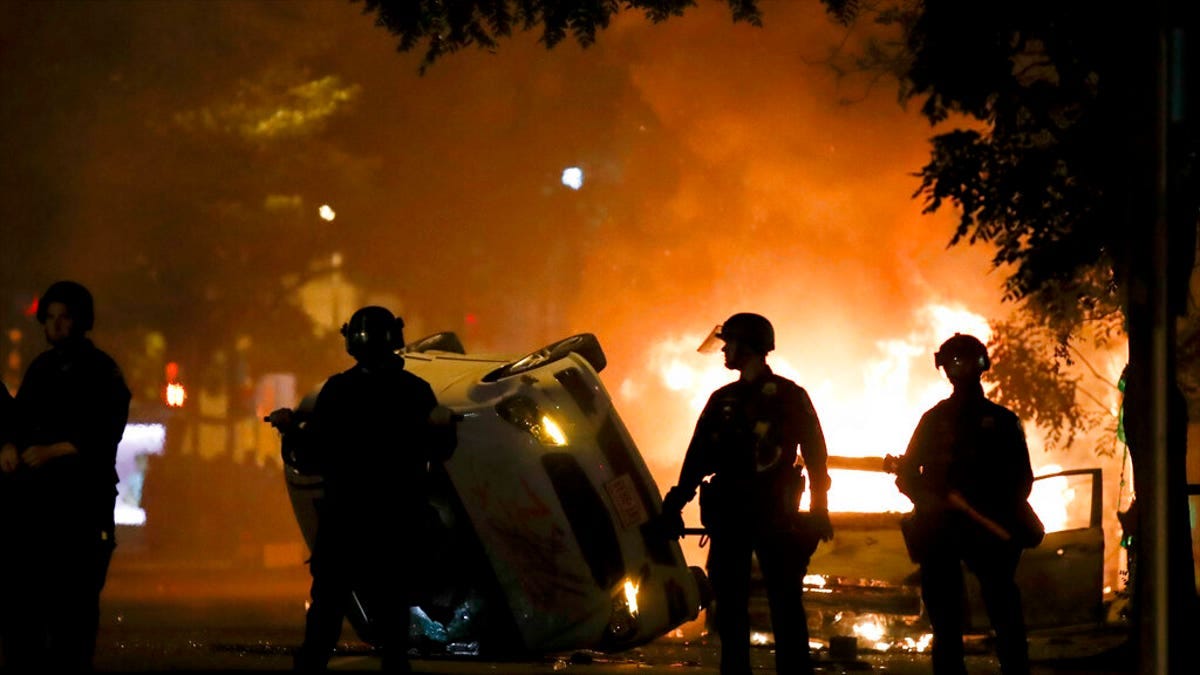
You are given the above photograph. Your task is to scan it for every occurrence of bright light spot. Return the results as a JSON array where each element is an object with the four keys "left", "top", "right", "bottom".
[
  {"left": 120, "top": 424, "right": 166, "bottom": 453},
  {"left": 165, "top": 383, "right": 187, "bottom": 408},
  {"left": 662, "top": 360, "right": 695, "bottom": 391},
  {"left": 114, "top": 503, "right": 146, "bottom": 526},
  {"left": 318, "top": 204, "right": 336, "bottom": 221},
  {"left": 114, "top": 424, "right": 166, "bottom": 527},
  {"left": 750, "top": 631, "right": 771, "bottom": 645},
  {"left": 561, "top": 166, "right": 584, "bottom": 190},
  {"left": 853, "top": 617, "right": 886, "bottom": 643},
  {"left": 803, "top": 574, "right": 827, "bottom": 587},
  {"left": 541, "top": 415, "right": 568, "bottom": 446},
  {"left": 623, "top": 579, "right": 640, "bottom": 616},
  {"left": 1029, "top": 464, "right": 1074, "bottom": 532},
  {"left": 902, "top": 634, "right": 934, "bottom": 652},
  {"left": 927, "top": 304, "right": 992, "bottom": 344}
]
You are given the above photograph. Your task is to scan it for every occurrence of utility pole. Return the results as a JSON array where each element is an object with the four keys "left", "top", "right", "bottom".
[{"left": 1138, "top": 3, "right": 1198, "bottom": 673}]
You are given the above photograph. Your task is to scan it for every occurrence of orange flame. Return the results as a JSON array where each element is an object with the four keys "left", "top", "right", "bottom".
[{"left": 633, "top": 302, "right": 998, "bottom": 514}]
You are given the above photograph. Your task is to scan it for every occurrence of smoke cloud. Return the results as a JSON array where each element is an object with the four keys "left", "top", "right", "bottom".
[{"left": 3, "top": 1, "right": 1123, "bottom": 588}]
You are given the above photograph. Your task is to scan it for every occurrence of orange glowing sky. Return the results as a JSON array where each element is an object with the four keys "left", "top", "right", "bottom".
[{"left": 0, "top": 0, "right": 1129, "bottom": 588}]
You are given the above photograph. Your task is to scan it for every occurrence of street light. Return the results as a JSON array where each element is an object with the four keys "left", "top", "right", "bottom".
[{"left": 561, "top": 166, "right": 584, "bottom": 190}]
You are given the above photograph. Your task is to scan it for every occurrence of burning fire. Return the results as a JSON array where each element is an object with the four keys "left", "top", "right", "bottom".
[
  {"left": 634, "top": 302, "right": 1000, "bottom": 514},
  {"left": 617, "top": 299, "right": 1102, "bottom": 606},
  {"left": 1029, "top": 464, "right": 1073, "bottom": 533},
  {"left": 622, "top": 300, "right": 1085, "bottom": 556},
  {"left": 852, "top": 615, "right": 887, "bottom": 648}
]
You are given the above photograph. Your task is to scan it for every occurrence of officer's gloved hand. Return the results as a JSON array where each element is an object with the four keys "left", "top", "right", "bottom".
[
  {"left": 0, "top": 444, "right": 19, "bottom": 473},
  {"left": 429, "top": 405, "right": 458, "bottom": 426},
  {"left": 656, "top": 485, "right": 692, "bottom": 540},
  {"left": 810, "top": 491, "right": 834, "bottom": 542},
  {"left": 657, "top": 510, "right": 685, "bottom": 540},
  {"left": 266, "top": 408, "right": 295, "bottom": 431},
  {"left": 811, "top": 509, "right": 834, "bottom": 542}
]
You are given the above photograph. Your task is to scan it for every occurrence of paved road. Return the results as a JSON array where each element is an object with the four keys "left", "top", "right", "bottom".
[{"left": 88, "top": 560, "right": 1134, "bottom": 673}]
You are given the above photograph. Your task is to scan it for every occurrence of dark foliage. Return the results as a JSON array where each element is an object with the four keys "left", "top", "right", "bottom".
[{"left": 355, "top": 0, "right": 761, "bottom": 72}]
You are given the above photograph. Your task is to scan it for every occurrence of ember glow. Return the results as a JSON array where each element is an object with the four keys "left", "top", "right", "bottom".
[
  {"left": 622, "top": 579, "right": 640, "bottom": 616},
  {"left": 540, "top": 414, "right": 568, "bottom": 446},
  {"left": 902, "top": 633, "right": 935, "bottom": 653},
  {"left": 852, "top": 615, "right": 887, "bottom": 647},
  {"left": 803, "top": 574, "right": 828, "bottom": 588}
]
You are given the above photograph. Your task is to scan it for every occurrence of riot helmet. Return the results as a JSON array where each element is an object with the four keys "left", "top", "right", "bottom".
[
  {"left": 934, "top": 333, "right": 990, "bottom": 377},
  {"left": 341, "top": 306, "right": 404, "bottom": 361},
  {"left": 698, "top": 312, "right": 775, "bottom": 355},
  {"left": 37, "top": 280, "right": 95, "bottom": 333}
]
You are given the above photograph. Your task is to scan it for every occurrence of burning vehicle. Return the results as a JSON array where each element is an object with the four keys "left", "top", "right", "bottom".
[
  {"left": 757, "top": 458, "right": 1108, "bottom": 652},
  {"left": 282, "top": 332, "right": 708, "bottom": 657}
]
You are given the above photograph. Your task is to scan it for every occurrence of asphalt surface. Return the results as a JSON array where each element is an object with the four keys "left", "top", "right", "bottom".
[{"left": 83, "top": 557, "right": 1136, "bottom": 674}]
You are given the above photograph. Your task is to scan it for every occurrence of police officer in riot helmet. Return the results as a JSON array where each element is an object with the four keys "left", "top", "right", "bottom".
[
  {"left": 0, "top": 380, "right": 18, "bottom": 666},
  {"left": 895, "top": 333, "right": 1040, "bottom": 675},
  {"left": 659, "top": 312, "right": 832, "bottom": 675},
  {"left": 269, "top": 306, "right": 456, "bottom": 673},
  {"left": 1, "top": 280, "right": 130, "bottom": 671}
]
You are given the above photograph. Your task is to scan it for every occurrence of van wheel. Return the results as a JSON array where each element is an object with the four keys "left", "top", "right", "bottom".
[{"left": 483, "top": 334, "right": 606, "bottom": 381}]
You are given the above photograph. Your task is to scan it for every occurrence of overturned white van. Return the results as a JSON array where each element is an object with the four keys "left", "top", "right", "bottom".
[{"left": 283, "top": 333, "right": 708, "bottom": 657}]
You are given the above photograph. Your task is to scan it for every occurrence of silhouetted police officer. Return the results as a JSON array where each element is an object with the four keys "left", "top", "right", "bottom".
[
  {"left": 269, "top": 306, "right": 456, "bottom": 673},
  {"left": 5, "top": 280, "right": 131, "bottom": 671},
  {"left": 0, "top": 381, "right": 18, "bottom": 667},
  {"left": 895, "top": 333, "right": 1040, "bottom": 675},
  {"left": 660, "top": 313, "right": 832, "bottom": 675}
]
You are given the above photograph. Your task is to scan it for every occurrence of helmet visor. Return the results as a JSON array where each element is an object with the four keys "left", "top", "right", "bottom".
[{"left": 697, "top": 324, "right": 724, "bottom": 353}]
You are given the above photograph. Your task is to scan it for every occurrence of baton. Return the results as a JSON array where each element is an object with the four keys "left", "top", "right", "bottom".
[{"left": 947, "top": 491, "right": 1012, "bottom": 541}]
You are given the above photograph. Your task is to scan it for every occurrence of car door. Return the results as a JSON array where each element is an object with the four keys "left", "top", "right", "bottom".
[{"left": 965, "top": 468, "right": 1105, "bottom": 630}]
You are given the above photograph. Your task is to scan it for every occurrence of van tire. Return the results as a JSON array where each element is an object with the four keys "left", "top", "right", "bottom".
[{"left": 484, "top": 334, "right": 606, "bottom": 381}]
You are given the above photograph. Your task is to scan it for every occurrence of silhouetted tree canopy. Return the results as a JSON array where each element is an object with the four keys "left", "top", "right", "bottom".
[{"left": 354, "top": 0, "right": 761, "bottom": 71}]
